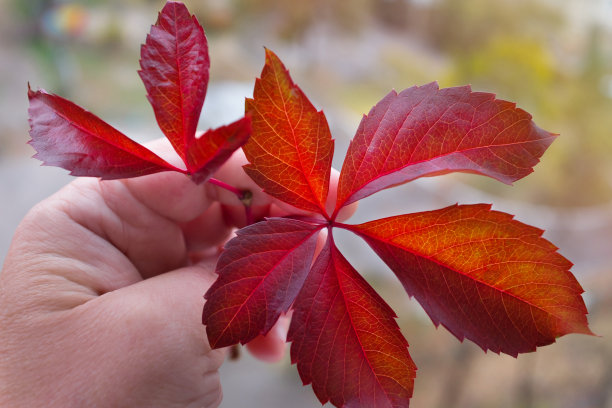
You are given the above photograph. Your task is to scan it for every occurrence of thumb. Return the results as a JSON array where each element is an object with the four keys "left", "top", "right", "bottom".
[{"left": 70, "top": 263, "right": 225, "bottom": 407}]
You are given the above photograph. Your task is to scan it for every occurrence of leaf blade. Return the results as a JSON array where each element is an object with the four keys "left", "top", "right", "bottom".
[
  {"left": 202, "top": 218, "right": 323, "bottom": 348},
  {"left": 139, "top": 1, "right": 209, "bottom": 161},
  {"left": 288, "top": 237, "right": 416, "bottom": 408},
  {"left": 336, "top": 83, "right": 556, "bottom": 209},
  {"left": 27, "top": 87, "right": 180, "bottom": 179},
  {"left": 244, "top": 49, "right": 334, "bottom": 215},
  {"left": 186, "top": 116, "right": 251, "bottom": 184},
  {"left": 351, "top": 204, "right": 593, "bottom": 356}
]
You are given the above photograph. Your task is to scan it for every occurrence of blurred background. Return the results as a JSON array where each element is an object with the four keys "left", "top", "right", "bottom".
[{"left": 0, "top": 0, "right": 611, "bottom": 406}]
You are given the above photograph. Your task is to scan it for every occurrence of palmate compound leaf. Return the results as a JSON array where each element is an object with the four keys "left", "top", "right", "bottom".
[
  {"left": 202, "top": 50, "right": 591, "bottom": 408},
  {"left": 288, "top": 236, "right": 416, "bottom": 408},
  {"left": 27, "top": 1, "right": 250, "bottom": 184},
  {"left": 349, "top": 204, "right": 593, "bottom": 356},
  {"left": 244, "top": 49, "right": 334, "bottom": 216},
  {"left": 335, "top": 83, "right": 557, "bottom": 212},
  {"left": 203, "top": 218, "right": 323, "bottom": 348}
]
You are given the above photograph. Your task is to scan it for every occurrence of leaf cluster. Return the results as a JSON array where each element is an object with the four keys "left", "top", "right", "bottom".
[{"left": 26, "top": 2, "right": 592, "bottom": 407}]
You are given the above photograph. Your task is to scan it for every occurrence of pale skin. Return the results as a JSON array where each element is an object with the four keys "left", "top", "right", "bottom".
[{"left": 0, "top": 141, "right": 354, "bottom": 408}]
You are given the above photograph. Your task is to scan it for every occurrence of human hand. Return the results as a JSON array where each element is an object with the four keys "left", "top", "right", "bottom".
[{"left": 0, "top": 140, "right": 354, "bottom": 408}]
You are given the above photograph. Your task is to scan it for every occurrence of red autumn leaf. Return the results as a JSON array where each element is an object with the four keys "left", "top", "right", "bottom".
[
  {"left": 200, "top": 50, "right": 591, "bottom": 408},
  {"left": 186, "top": 117, "right": 252, "bottom": 184},
  {"left": 335, "top": 83, "right": 556, "bottom": 210},
  {"left": 203, "top": 218, "right": 323, "bottom": 348},
  {"left": 139, "top": 0, "right": 208, "bottom": 163},
  {"left": 25, "top": 0, "right": 594, "bottom": 404},
  {"left": 244, "top": 49, "right": 334, "bottom": 216},
  {"left": 349, "top": 204, "right": 593, "bottom": 356},
  {"left": 288, "top": 236, "right": 416, "bottom": 408},
  {"left": 27, "top": 1, "right": 250, "bottom": 184},
  {"left": 27, "top": 87, "right": 182, "bottom": 179}
]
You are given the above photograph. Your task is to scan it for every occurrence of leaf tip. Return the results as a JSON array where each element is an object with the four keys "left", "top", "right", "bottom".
[
  {"left": 263, "top": 46, "right": 275, "bottom": 60},
  {"left": 27, "top": 84, "right": 45, "bottom": 101},
  {"left": 161, "top": 0, "right": 188, "bottom": 14},
  {"left": 579, "top": 325, "right": 598, "bottom": 337},
  {"left": 262, "top": 48, "right": 288, "bottom": 74}
]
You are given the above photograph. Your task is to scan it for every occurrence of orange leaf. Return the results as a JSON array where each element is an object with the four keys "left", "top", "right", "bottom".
[
  {"left": 244, "top": 49, "right": 334, "bottom": 216},
  {"left": 350, "top": 204, "right": 593, "bottom": 356}
]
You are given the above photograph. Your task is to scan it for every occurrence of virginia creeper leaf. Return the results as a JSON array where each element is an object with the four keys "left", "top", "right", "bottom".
[
  {"left": 186, "top": 116, "right": 252, "bottom": 184},
  {"left": 27, "top": 87, "right": 182, "bottom": 179},
  {"left": 28, "top": 1, "right": 249, "bottom": 185},
  {"left": 203, "top": 218, "right": 323, "bottom": 348},
  {"left": 336, "top": 83, "right": 556, "bottom": 210},
  {"left": 350, "top": 204, "right": 593, "bottom": 356},
  {"left": 288, "top": 236, "right": 416, "bottom": 407},
  {"left": 139, "top": 1, "right": 209, "bottom": 161},
  {"left": 244, "top": 49, "right": 334, "bottom": 215}
]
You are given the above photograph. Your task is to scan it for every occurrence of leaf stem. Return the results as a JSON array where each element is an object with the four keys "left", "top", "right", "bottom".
[
  {"left": 284, "top": 215, "right": 328, "bottom": 225},
  {"left": 331, "top": 221, "right": 355, "bottom": 232},
  {"left": 207, "top": 177, "right": 254, "bottom": 225},
  {"left": 244, "top": 204, "right": 254, "bottom": 226},
  {"left": 208, "top": 177, "right": 243, "bottom": 197},
  {"left": 330, "top": 209, "right": 338, "bottom": 223}
]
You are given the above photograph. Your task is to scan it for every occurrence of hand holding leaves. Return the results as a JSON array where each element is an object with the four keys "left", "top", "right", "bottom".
[
  {"left": 28, "top": 1, "right": 250, "bottom": 185},
  {"left": 26, "top": 1, "right": 593, "bottom": 407}
]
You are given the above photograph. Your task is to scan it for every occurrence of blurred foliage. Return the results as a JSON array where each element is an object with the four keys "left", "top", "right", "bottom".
[
  {"left": 444, "top": 36, "right": 557, "bottom": 114},
  {"left": 425, "top": 0, "right": 563, "bottom": 54},
  {"left": 430, "top": 1, "right": 612, "bottom": 206},
  {"left": 233, "top": 0, "right": 373, "bottom": 39}
]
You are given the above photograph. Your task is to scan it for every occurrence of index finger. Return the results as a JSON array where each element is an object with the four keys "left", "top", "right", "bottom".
[{"left": 125, "top": 140, "right": 275, "bottom": 223}]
